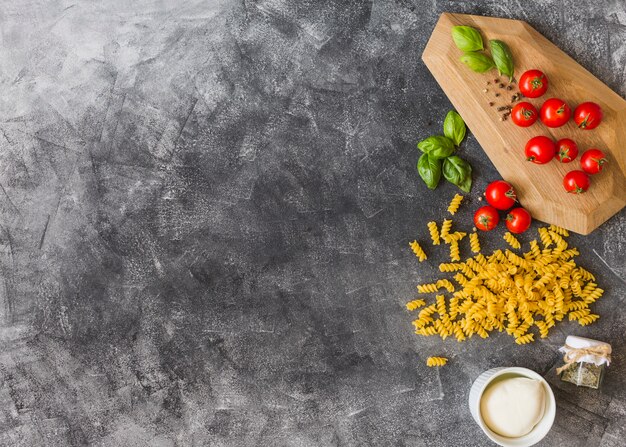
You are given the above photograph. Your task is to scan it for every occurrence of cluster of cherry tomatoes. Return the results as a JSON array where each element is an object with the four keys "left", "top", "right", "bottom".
[
  {"left": 474, "top": 180, "right": 531, "bottom": 233},
  {"left": 511, "top": 69, "right": 608, "bottom": 194}
]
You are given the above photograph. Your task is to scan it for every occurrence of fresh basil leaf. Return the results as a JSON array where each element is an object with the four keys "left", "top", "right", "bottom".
[
  {"left": 458, "top": 171, "right": 473, "bottom": 193},
  {"left": 490, "top": 40, "right": 514, "bottom": 80},
  {"left": 417, "top": 135, "right": 455, "bottom": 159},
  {"left": 417, "top": 153, "right": 442, "bottom": 190},
  {"left": 451, "top": 26, "right": 484, "bottom": 52},
  {"left": 443, "top": 110, "right": 466, "bottom": 146},
  {"left": 443, "top": 155, "right": 472, "bottom": 192},
  {"left": 459, "top": 52, "right": 495, "bottom": 73}
]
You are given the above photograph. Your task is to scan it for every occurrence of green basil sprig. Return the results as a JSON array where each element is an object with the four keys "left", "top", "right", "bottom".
[
  {"left": 443, "top": 110, "right": 466, "bottom": 146},
  {"left": 417, "top": 153, "right": 442, "bottom": 190},
  {"left": 417, "top": 135, "right": 455, "bottom": 159},
  {"left": 443, "top": 156, "right": 473, "bottom": 193},
  {"left": 490, "top": 40, "right": 514, "bottom": 80},
  {"left": 415, "top": 111, "right": 472, "bottom": 192},
  {"left": 451, "top": 26, "right": 484, "bottom": 52},
  {"left": 459, "top": 52, "right": 495, "bottom": 73},
  {"left": 451, "top": 25, "right": 515, "bottom": 80}
]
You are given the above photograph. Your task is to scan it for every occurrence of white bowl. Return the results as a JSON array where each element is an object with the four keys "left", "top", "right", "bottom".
[{"left": 468, "top": 367, "right": 556, "bottom": 447}]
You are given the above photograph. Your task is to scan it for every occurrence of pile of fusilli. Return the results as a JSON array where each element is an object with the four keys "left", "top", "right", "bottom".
[{"left": 407, "top": 195, "right": 604, "bottom": 345}]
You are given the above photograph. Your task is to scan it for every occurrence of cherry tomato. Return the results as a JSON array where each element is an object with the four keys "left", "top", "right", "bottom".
[
  {"left": 563, "top": 170, "right": 590, "bottom": 194},
  {"left": 540, "top": 98, "right": 571, "bottom": 128},
  {"left": 474, "top": 206, "right": 500, "bottom": 231},
  {"left": 555, "top": 138, "right": 578, "bottom": 163},
  {"left": 580, "top": 149, "right": 608, "bottom": 175},
  {"left": 485, "top": 180, "right": 517, "bottom": 210},
  {"left": 519, "top": 70, "right": 548, "bottom": 98},
  {"left": 505, "top": 207, "right": 532, "bottom": 234},
  {"left": 511, "top": 102, "right": 538, "bottom": 127},
  {"left": 573, "top": 102, "right": 603, "bottom": 130},
  {"left": 525, "top": 136, "right": 556, "bottom": 164}
]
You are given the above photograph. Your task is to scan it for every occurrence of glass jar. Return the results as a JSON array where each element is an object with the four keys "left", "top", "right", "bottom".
[
  {"left": 558, "top": 335, "right": 611, "bottom": 390},
  {"left": 559, "top": 361, "right": 605, "bottom": 389}
]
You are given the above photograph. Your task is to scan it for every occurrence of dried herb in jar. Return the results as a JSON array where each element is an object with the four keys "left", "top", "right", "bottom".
[{"left": 557, "top": 335, "right": 611, "bottom": 389}]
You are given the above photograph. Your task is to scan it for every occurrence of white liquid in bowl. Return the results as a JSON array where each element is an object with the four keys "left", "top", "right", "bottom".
[{"left": 480, "top": 376, "right": 546, "bottom": 438}]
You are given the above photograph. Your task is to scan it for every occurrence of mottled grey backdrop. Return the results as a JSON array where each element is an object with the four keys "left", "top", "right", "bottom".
[{"left": 0, "top": 0, "right": 625, "bottom": 446}]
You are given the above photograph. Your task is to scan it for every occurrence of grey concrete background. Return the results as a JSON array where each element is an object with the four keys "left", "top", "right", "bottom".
[{"left": 0, "top": 0, "right": 625, "bottom": 445}]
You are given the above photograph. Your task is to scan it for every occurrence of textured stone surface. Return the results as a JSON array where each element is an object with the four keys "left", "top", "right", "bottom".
[{"left": 0, "top": 0, "right": 625, "bottom": 445}]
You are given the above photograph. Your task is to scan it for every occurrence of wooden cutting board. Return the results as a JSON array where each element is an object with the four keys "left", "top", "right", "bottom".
[{"left": 422, "top": 13, "right": 626, "bottom": 235}]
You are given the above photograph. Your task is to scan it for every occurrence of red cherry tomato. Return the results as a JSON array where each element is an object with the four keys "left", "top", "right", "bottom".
[
  {"left": 505, "top": 207, "right": 532, "bottom": 234},
  {"left": 540, "top": 98, "right": 571, "bottom": 128},
  {"left": 573, "top": 102, "right": 603, "bottom": 130},
  {"left": 555, "top": 138, "right": 578, "bottom": 163},
  {"left": 519, "top": 70, "right": 548, "bottom": 98},
  {"left": 563, "top": 170, "right": 590, "bottom": 194},
  {"left": 474, "top": 206, "right": 500, "bottom": 231},
  {"left": 525, "top": 136, "right": 556, "bottom": 164},
  {"left": 580, "top": 149, "right": 608, "bottom": 174},
  {"left": 485, "top": 180, "right": 517, "bottom": 210},
  {"left": 511, "top": 102, "right": 538, "bottom": 127}
]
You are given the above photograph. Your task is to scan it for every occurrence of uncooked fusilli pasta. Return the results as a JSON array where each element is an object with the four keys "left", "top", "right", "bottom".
[
  {"left": 426, "top": 356, "right": 448, "bottom": 367},
  {"left": 408, "top": 226, "right": 604, "bottom": 344},
  {"left": 427, "top": 221, "right": 441, "bottom": 245},
  {"left": 447, "top": 194, "right": 464, "bottom": 215},
  {"left": 409, "top": 240, "right": 427, "bottom": 262},
  {"left": 406, "top": 299, "right": 426, "bottom": 311},
  {"left": 469, "top": 232, "right": 481, "bottom": 253},
  {"left": 503, "top": 232, "right": 521, "bottom": 249},
  {"left": 440, "top": 219, "right": 452, "bottom": 239},
  {"left": 449, "top": 240, "right": 460, "bottom": 262}
]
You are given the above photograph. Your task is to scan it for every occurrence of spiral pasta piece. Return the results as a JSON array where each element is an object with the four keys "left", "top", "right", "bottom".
[
  {"left": 416, "top": 326, "right": 438, "bottom": 336},
  {"left": 575, "top": 267, "right": 595, "bottom": 281},
  {"left": 447, "top": 194, "right": 464, "bottom": 215},
  {"left": 584, "top": 288, "right": 603, "bottom": 304},
  {"left": 427, "top": 221, "right": 440, "bottom": 245},
  {"left": 568, "top": 308, "right": 590, "bottom": 321},
  {"left": 417, "top": 283, "right": 438, "bottom": 293},
  {"left": 426, "top": 356, "right": 448, "bottom": 367},
  {"left": 449, "top": 240, "right": 460, "bottom": 262},
  {"left": 549, "top": 224, "right": 569, "bottom": 237},
  {"left": 503, "top": 232, "right": 521, "bottom": 249},
  {"left": 409, "top": 240, "right": 427, "bottom": 262},
  {"left": 440, "top": 219, "right": 452, "bottom": 239},
  {"left": 439, "top": 262, "right": 462, "bottom": 272},
  {"left": 406, "top": 299, "right": 426, "bottom": 311},
  {"left": 548, "top": 230, "right": 566, "bottom": 247},
  {"left": 443, "top": 231, "right": 467, "bottom": 244},
  {"left": 535, "top": 321, "right": 549, "bottom": 338},
  {"left": 578, "top": 314, "right": 600, "bottom": 326},
  {"left": 515, "top": 333, "right": 534, "bottom": 345},
  {"left": 469, "top": 232, "right": 481, "bottom": 253},
  {"left": 538, "top": 227, "right": 552, "bottom": 248},
  {"left": 436, "top": 279, "right": 455, "bottom": 293}
]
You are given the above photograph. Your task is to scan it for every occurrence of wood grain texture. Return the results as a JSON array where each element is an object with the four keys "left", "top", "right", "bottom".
[{"left": 422, "top": 13, "right": 626, "bottom": 235}]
